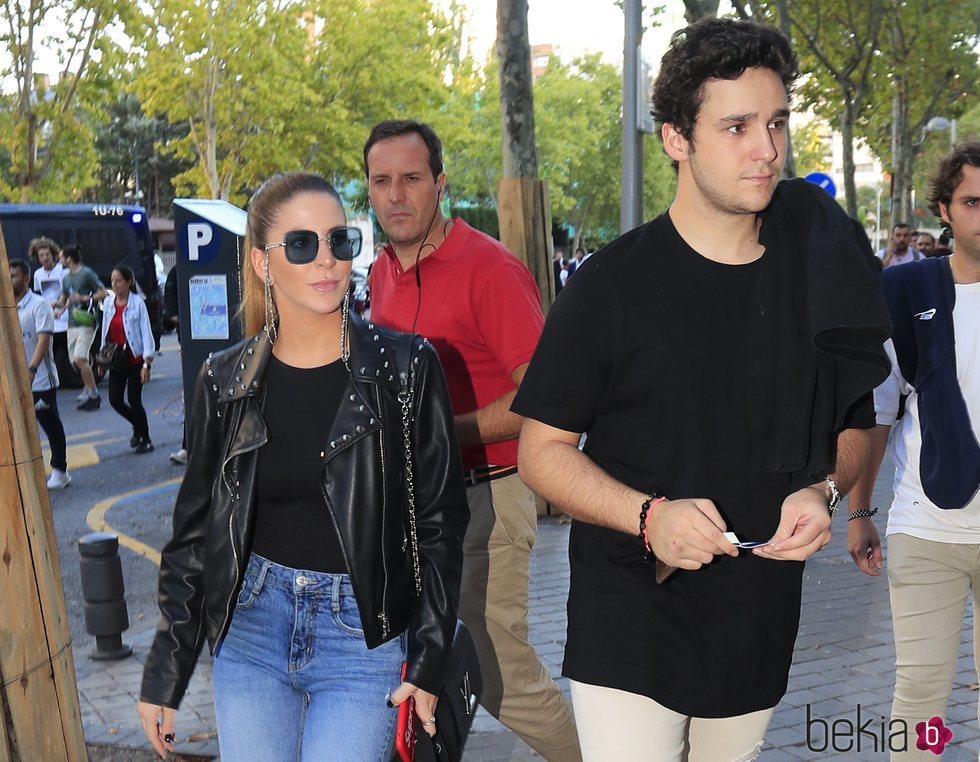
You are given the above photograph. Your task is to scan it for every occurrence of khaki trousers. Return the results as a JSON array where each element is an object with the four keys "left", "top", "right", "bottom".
[
  {"left": 570, "top": 680, "right": 772, "bottom": 762},
  {"left": 887, "top": 533, "right": 980, "bottom": 761},
  {"left": 459, "top": 473, "right": 581, "bottom": 761}
]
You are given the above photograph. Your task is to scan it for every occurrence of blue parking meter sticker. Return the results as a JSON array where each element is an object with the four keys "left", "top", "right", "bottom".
[{"left": 179, "top": 221, "right": 222, "bottom": 265}]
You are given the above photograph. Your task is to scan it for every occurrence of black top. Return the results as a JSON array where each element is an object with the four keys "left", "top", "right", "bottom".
[
  {"left": 513, "top": 211, "right": 873, "bottom": 717},
  {"left": 252, "top": 355, "right": 349, "bottom": 573}
]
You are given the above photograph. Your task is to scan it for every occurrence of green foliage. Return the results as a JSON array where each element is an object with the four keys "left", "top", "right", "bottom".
[
  {"left": 739, "top": 0, "right": 977, "bottom": 221},
  {"left": 451, "top": 204, "right": 499, "bottom": 239},
  {"left": 92, "top": 91, "right": 192, "bottom": 214},
  {"left": 434, "top": 54, "right": 502, "bottom": 205},
  {"left": 129, "top": 0, "right": 451, "bottom": 203},
  {"left": 0, "top": 0, "right": 128, "bottom": 201},
  {"left": 534, "top": 54, "right": 622, "bottom": 246},
  {"left": 913, "top": 99, "right": 980, "bottom": 225},
  {"left": 643, "top": 136, "right": 676, "bottom": 221},
  {"left": 791, "top": 121, "right": 832, "bottom": 175},
  {"left": 852, "top": 183, "right": 883, "bottom": 231},
  {"left": 129, "top": 0, "right": 317, "bottom": 203},
  {"left": 305, "top": 0, "right": 453, "bottom": 183},
  {"left": 858, "top": 0, "right": 977, "bottom": 166}
]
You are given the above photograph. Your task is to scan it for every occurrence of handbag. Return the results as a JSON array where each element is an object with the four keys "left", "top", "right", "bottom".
[
  {"left": 70, "top": 299, "right": 97, "bottom": 327},
  {"left": 393, "top": 335, "right": 482, "bottom": 762},
  {"left": 95, "top": 341, "right": 130, "bottom": 372}
]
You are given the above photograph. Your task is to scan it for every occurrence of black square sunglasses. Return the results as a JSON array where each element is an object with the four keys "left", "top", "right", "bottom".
[{"left": 263, "top": 226, "right": 362, "bottom": 264}]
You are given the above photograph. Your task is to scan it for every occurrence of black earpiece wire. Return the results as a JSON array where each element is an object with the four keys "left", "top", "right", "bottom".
[{"left": 410, "top": 187, "right": 443, "bottom": 333}]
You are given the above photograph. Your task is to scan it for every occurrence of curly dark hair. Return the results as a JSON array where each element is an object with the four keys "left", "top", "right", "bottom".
[
  {"left": 652, "top": 18, "right": 798, "bottom": 145},
  {"left": 927, "top": 142, "right": 980, "bottom": 222}
]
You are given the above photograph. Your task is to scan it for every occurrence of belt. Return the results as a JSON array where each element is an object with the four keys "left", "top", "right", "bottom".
[{"left": 464, "top": 464, "right": 518, "bottom": 487}]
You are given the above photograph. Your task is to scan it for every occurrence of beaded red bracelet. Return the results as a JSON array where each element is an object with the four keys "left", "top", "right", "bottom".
[{"left": 638, "top": 494, "right": 667, "bottom": 560}]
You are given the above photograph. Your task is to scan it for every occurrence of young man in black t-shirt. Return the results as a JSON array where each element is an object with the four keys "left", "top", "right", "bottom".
[{"left": 513, "top": 18, "right": 890, "bottom": 761}]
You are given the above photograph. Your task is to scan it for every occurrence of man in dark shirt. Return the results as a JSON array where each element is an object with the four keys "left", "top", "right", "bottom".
[{"left": 513, "top": 18, "right": 889, "bottom": 760}]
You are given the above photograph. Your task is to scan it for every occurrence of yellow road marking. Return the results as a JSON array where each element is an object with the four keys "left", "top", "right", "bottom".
[
  {"left": 40, "top": 435, "right": 128, "bottom": 475},
  {"left": 65, "top": 429, "right": 106, "bottom": 442},
  {"left": 86, "top": 478, "right": 183, "bottom": 567}
]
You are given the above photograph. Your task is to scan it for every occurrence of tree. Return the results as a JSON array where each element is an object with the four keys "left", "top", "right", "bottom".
[
  {"left": 865, "top": 0, "right": 978, "bottom": 224},
  {"left": 736, "top": 0, "right": 884, "bottom": 218},
  {"left": 130, "top": 0, "right": 319, "bottom": 202},
  {"left": 642, "top": 137, "right": 677, "bottom": 223},
  {"left": 912, "top": 99, "right": 980, "bottom": 218},
  {"left": 0, "top": 0, "right": 127, "bottom": 201},
  {"left": 535, "top": 55, "right": 622, "bottom": 249},
  {"left": 92, "top": 92, "right": 192, "bottom": 214},
  {"left": 304, "top": 0, "right": 452, "bottom": 184},
  {"left": 131, "top": 0, "right": 451, "bottom": 203},
  {"left": 497, "top": 0, "right": 538, "bottom": 178},
  {"left": 791, "top": 120, "right": 832, "bottom": 175},
  {"left": 433, "top": 55, "right": 502, "bottom": 206}
]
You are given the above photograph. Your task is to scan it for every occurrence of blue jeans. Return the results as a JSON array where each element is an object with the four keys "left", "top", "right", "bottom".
[{"left": 213, "top": 553, "right": 404, "bottom": 761}]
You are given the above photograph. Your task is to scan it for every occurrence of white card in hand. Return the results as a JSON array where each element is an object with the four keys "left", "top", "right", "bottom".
[{"left": 722, "top": 531, "right": 768, "bottom": 549}]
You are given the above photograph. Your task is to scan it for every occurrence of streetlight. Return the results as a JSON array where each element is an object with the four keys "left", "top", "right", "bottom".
[
  {"left": 915, "top": 116, "right": 957, "bottom": 148},
  {"left": 926, "top": 116, "right": 957, "bottom": 147}
]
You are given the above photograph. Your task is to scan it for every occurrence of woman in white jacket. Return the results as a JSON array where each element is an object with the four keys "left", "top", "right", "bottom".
[{"left": 101, "top": 265, "right": 156, "bottom": 453}]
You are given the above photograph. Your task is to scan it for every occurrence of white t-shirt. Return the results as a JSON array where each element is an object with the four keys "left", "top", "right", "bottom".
[
  {"left": 33, "top": 262, "right": 68, "bottom": 332},
  {"left": 17, "top": 290, "right": 59, "bottom": 392},
  {"left": 876, "top": 281, "right": 980, "bottom": 542}
]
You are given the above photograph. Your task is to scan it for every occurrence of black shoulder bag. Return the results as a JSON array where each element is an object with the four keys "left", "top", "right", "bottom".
[{"left": 394, "top": 334, "right": 482, "bottom": 762}]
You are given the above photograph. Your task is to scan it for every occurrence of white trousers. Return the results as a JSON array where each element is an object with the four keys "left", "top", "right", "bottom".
[
  {"left": 887, "top": 533, "right": 980, "bottom": 761},
  {"left": 570, "top": 680, "right": 773, "bottom": 762}
]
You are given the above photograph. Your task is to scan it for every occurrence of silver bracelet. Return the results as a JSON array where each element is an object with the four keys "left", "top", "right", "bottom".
[{"left": 847, "top": 507, "right": 879, "bottom": 521}]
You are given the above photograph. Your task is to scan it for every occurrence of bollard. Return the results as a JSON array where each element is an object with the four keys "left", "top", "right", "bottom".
[{"left": 78, "top": 532, "right": 133, "bottom": 660}]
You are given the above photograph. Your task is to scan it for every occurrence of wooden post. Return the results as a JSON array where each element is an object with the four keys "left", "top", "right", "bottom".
[
  {"left": 0, "top": 232, "right": 87, "bottom": 760},
  {"left": 497, "top": 0, "right": 557, "bottom": 516},
  {"left": 497, "top": 177, "right": 556, "bottom": 313}
]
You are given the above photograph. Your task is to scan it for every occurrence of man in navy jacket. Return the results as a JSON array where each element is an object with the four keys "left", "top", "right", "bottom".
[{"left": 849, "top": 143, "right": 980, "bottom": 757}]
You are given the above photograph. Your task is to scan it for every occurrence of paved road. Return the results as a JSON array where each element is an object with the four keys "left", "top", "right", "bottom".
[{"left": 46, "top": 332, "right": 188, "bottom": 655}]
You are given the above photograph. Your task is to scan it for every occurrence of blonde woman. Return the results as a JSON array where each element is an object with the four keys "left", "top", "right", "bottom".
[{"left": 137, "top": 172, "right": 468, "bottom": 760}]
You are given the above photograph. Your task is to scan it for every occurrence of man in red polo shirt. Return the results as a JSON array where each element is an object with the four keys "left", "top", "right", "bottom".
[{"left": 365, "top": 120, "right": 580, "bottom": 760}]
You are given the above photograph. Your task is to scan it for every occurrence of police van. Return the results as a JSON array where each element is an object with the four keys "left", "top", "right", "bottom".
[{"left": 0, "top": 203, "right": 162, "bottom": 384}]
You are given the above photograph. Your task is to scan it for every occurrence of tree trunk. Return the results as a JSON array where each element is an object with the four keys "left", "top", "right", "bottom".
[
  {"left": 890, "top": 87, "right": 912, "bottom": 224},
  {"left": 840, "top": 98, "right": 859, "bottom": 219},
  {"left": 776, "top": 0, "right": 796, "bottom": 178},
  {"left": 496, "top": 0, "right": 538, "bottom": 178}
]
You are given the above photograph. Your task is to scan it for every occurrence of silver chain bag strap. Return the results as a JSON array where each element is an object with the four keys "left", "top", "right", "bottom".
[{"left": 396, "top": 333, "right": 422, "bottom": 595}]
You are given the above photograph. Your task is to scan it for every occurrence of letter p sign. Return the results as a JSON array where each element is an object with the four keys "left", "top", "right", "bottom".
[
  {"left": 188, "top": 223, "right": 213, "bottom": 261},
  {"left": 180, "top": 221, "right": 220, "bottom": 265}
]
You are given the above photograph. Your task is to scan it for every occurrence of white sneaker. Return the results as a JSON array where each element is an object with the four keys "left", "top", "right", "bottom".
[
  {"left": 47, "top": 469, "right": 72, "bottom": 490},
  {"left": 169, "top": 448, "right": 188, "bottom": 465}
]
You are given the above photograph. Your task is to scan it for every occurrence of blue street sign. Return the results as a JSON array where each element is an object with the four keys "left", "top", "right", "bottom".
[{"left": 804, "top": 172, "right": 837, "bottom": 198}]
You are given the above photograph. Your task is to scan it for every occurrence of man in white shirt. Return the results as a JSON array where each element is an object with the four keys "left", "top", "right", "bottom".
[
  {"left": 876, "top": 223, "right": 921, "bottom": 269},
  {"left": 849, "top": 143, "right": 980, "bottom": 758},
  {"left": 10, "top": 258, "right": 71, "bottom": 489},
  {"left": 30, "top": 237, "right": 68, "bottom": 381}
]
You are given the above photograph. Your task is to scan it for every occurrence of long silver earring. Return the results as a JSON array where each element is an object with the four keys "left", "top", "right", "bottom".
[
  {"left": 263, "top": 251, "right": 278, "bottom": 344},
  {"left": 340, "top": 290, "right": 350, "bottom": 369}
]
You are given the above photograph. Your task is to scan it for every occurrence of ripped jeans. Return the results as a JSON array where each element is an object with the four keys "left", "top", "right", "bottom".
[{"left": 570, "top": 680, "right": 772, "bottom": 761}]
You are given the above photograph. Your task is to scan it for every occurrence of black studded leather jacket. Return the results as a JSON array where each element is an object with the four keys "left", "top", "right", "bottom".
[{"left": 140, "top": 313, "right": 469, "bottom": 708}]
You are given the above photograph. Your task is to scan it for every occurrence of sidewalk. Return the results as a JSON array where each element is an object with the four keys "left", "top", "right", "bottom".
[{"left": 77, "top": 459, "right": 979, "bottom": 761}]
